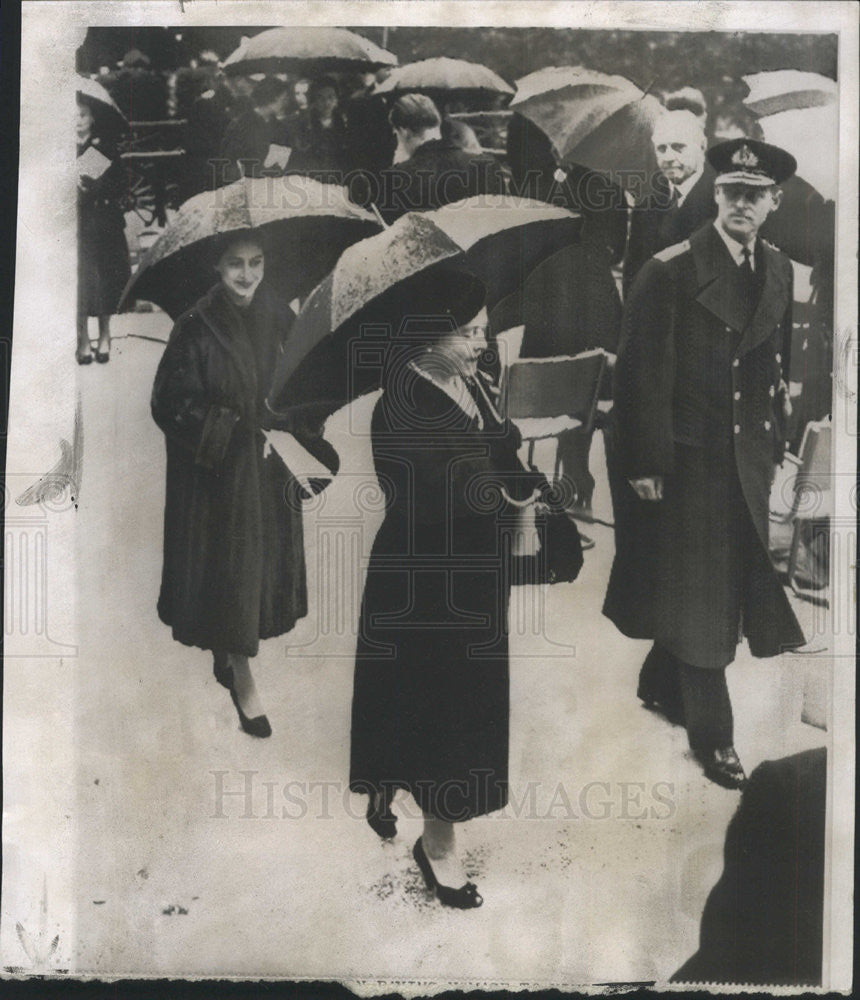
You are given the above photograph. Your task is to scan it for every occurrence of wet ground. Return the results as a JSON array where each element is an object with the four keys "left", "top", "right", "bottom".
[{"left": 4, "top": 315, "right": 828, "bottom": 986}]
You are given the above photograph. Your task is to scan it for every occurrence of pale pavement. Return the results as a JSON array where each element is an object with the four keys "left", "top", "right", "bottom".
[{"left": 56, "top": 313, "right": 827, "bottom": 983}]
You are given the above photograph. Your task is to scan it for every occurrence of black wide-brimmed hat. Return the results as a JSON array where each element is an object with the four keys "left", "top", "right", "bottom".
[{"left": 707, "top": 137, "right": 797, "bottom": 186}]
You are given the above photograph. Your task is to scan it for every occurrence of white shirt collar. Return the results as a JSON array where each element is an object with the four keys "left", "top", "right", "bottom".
[
  {"left": 713, "top": 221, "right": 756, "bottom": 270},
  {"left": 674, "top": 168, "right": 702, "bottom": 207}
]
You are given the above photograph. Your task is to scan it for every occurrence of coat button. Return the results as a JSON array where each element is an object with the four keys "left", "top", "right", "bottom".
[
  {"left": 732, "top": 358, "right": 740, "bottom": 368},
  {"left": 769, "top": 385, "right": 775, "bottom": 397},
  {"left": 734, "top": 424, "right": 741, "bottom": 434},
  {"left": 734, "top": 391, "right": 741, "bottom": 400},
  {"left": 764, "top": 420, "right": 771, "bottom": 431},
  {"left": 775, "top": 353, "right": 782, "bottom": 363}
]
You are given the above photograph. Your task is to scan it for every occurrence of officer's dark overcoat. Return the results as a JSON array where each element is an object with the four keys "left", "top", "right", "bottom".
[{"left": 604, "top": 222, "right": 805, "bottom": 669}]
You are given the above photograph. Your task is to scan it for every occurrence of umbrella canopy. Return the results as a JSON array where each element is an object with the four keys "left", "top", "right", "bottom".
[
  {"left": 509, "top": 66, "right": 663, "bottom": 189},
  {"left": 742, "top": 70, "right": 837, "bottom": 117},
  {"left": 267, "top": 195, "right": 582, "bottom": 413},
  {"left": 373, "top": 57, "right": 514, "bottom": 103},
  {"left": 121, "top": 175, "right": 381, "bottom": 319},
  {"left": 222, "top": 27, "right": 397, "bottom": 76},
  {"left": 77, "top": 75, "right": 128, "bottom": 131}
]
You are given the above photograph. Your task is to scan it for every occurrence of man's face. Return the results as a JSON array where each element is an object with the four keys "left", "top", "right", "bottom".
[
  {"left": 653, "top": 132, "right": 705, "bottom": 185},
  {"left": 714, "top": 183, "right": 782, "bottom": 243}
]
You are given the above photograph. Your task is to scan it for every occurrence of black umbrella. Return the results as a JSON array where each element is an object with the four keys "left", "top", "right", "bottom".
[{"left": 267, "top": 195, "right": 582, "bottom": 415}]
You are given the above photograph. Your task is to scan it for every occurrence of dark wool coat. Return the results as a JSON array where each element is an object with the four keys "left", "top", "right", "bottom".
[
  {"left": 349, "top": 368, "right": 542, "bottom": 822},
  {"left": 622, "top": 165, "right": 717, "bottom": 295},
  {"left": 77, "top": 137, "right": 131, "bottom": 317},
  {"left": 219, "top": 109, "right": 280, "bottom": 182},
  {"left": 372, "top": 139, "right": 508, "bottom": 223},
  {"left": 603, "top": 223, "right": 805, "bottom": 669},
  {"left": 151, "top": 282, "right": 335, "bottom": 657},
  {"left": 672, "top": 748, "right": 825, "bottom": 986}
]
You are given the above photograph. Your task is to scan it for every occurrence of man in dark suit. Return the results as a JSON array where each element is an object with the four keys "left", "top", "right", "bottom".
[
  {"left": 623, "top": 109, "right": 717, "bottom": 295},
  {"left": 604, "top": 139, "right": 806, "bottom": 789},
  {"left": 370, "top": 94, "right": 507, "bottom": 223},
  {"left": 219, "top": 76, "right": 292, "bottom": 183}
]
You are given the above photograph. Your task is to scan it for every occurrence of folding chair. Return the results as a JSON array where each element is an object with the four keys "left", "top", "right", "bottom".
[
  {"left": 498, "top": 349, "right": 608, "bottom": 484},
  {"left": 785, "top": 419, "right": 832, "bottom": 595}
]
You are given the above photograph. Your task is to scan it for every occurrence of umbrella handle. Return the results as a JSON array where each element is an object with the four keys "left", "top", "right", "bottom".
[{"left": 369, "top": 202, "right": 391, "bottom": 230}]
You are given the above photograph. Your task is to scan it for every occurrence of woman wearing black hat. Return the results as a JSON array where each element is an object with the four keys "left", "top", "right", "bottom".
[
  {"left": 76, "top": 97, "right": 131, "bottom": 364},
  {"left": 349, "top": 270, "right": 544, "bottom": 908},
  {"left": 151, "top": 230, "right": 339, "bottom": 737}
]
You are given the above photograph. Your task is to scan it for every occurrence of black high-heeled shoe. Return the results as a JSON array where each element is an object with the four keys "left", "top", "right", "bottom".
[
  {"left": 366, "top": 790, "right": 397, "bottom": 840},
  {"left": 412, "top": 837, "right": 482, "bottom": 909},
  {"left": 228, "top": 687, "right": 272, "bottom": 738}
]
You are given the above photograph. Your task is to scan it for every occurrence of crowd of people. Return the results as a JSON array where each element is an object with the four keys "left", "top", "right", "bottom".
[{"left": 75, "top": 44, "right": 832, "bottom": 958}]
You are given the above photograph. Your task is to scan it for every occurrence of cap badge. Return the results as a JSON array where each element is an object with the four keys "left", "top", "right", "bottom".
[{"left": 731, "top": 144, "right": 760, "bottom": 169}]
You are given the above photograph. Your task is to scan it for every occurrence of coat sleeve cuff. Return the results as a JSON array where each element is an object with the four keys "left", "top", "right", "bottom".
[{"left": 195, "top": 405, "right": 240, "bottom": 470}]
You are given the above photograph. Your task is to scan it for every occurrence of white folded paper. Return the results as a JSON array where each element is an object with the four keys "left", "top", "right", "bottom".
[
  {"left": 263, "top": 429, "right": 331, "bottom": 492},
  {"left": 77, "top": 145, "right": 112, "bottom": 180},
  {"left": 264, "top": 143, "right": 292, "bottom": 170}
]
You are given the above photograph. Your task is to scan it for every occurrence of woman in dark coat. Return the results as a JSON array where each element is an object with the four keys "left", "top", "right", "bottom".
[
  {"left": 151, "top": 232, "right": 338, "bottom": 737},
  {"left": 349, "top": 271, "right": 544, "bottom": 908},
  {"left": 77, "top": 98, "right": 131, "bottom": 364}
]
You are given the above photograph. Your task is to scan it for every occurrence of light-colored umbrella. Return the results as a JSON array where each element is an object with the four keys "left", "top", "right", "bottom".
[
  {"left": 373, "top": 57, "right": 514, "bottom": 102},
  {"left": 742, "top": 70, "right": 837, "bottom": 117},
  {"left": 742, "top": 71, "right": 838, "bottom": 200},
  {"left": 120, "top": 175, "right": 381, "bottom": 318},
  {"left": 76, "top": 75, "right": 128, "bottom": 128},
  {"left": 509, "top": 66, "right": 663, "bottom": 188},
  {"left": 222, "top": 26, "right": 397, "bottom": 76},
  {"left": 267, "top": 195, "right": 582, "bottom": 412}
]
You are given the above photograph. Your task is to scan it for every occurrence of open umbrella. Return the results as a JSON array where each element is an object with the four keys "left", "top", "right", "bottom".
[
  {"left": 222, "top": 27, "right": 397, "bottom": 76},
  {"left": 509, "top": 66, "right": 663, "bottom": 190},
  {"left": 742, "top": 70, "right": 837, "bottom": 117},
  {"left": 742, "top": 72, "right": 838, "bottom": 202},
  {"left": 373, "top": 57, "right": 514, "bottom": 104},
  {"left": 267, "top": 195, "right": 582, "bottom": 413},
  {"left": 77, "top": 75, "right": 128, "bottom": 132},
  {"left": 120, "top": 175, "right": 381, "bottom": 319}
]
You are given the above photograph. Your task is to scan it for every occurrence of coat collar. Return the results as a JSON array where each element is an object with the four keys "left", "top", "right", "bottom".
[
  {"left": 196, "top": 283, "right": 260, "bottom": 394},
  {"left": 690, "top": 222, "right": 790, "bottom": 355}
]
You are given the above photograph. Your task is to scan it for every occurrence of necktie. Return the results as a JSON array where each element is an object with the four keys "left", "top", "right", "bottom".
[{"left": 740, "top": 246, "right": 754, "bottom": 278}]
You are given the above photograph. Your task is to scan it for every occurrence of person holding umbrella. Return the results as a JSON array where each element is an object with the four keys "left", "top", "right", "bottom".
[
  {"left": 265, "top": 196, "right": 583, "bottom": 905},
  {"left": 149, "top": 229, "right": 340, "bottom": 737},
  {"left": 348, "top": 269, "right": 544, "bottom": 908},
  {"left": 76, "top": 82, "right": 131, "bottom": 365}
]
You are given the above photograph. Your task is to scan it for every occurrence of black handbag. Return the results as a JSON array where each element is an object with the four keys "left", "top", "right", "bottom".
[{"left": 508, "top": 498, "right": 585, "bottom": 586}]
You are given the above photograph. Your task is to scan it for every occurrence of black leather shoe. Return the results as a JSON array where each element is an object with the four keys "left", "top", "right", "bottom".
[
  {"left": 228, "top": 687, "right": 272, "bottom": 738},
  {"left": 76, "top": 351, "right": 94, "bottom": 365},
  {"left": 413, "top": 837, "right": 482, "bottom": 909},
  {"left": 366, "top": 790, "right": 397, "bottom": 840},
  {"left": 697, "top": 746, "right": 747, "bottom": 790},
  {"left": 95, "top": 351, "right": 110, "bottom": 364}
]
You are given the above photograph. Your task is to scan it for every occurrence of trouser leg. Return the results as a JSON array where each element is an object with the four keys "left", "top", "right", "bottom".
[
  {"left": 637, "top": 643, "right": 685, "bottom": 722},
  {"left": 678, "top": 663, "right": 734, "bottom": 752}
]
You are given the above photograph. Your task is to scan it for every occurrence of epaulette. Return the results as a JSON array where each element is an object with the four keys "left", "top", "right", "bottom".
[
  {"left": 201, "top": 89, "right": 215, "bottom": 100},
  {"left": 761, "top": 238, "right": 782, "bottom": 254},
  {"left": 654, "top": 239, "right": 690, "bottom": 263}
]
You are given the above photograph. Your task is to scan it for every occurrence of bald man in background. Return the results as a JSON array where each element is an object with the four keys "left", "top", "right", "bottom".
[{"left": 623, "top": 109, "right": 717, "bottom": 295}]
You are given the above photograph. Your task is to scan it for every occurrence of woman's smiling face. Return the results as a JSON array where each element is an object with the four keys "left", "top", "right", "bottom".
[{"left": 215, "top": 238, "right": 265, "bottom": 308}]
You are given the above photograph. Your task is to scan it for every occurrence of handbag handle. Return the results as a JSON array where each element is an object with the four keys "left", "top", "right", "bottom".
[{"left": 499, "top": 486, "right": 542, "bottom": 509}]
